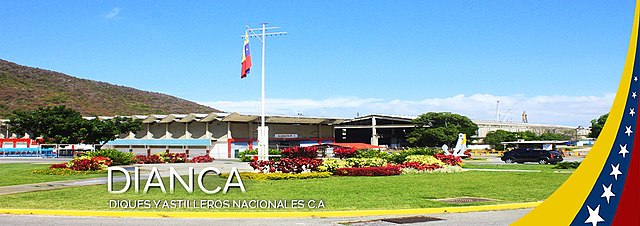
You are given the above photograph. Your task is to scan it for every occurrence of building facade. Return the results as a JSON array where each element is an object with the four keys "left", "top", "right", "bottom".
[
  {"left": 103, "top": 112, "right": 342, "bottom": 159},
  {"left": 334, "top": 114, "right": 582, "bottom": 148}
]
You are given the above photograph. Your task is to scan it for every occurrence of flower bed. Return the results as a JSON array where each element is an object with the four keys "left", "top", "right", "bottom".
[
  {"left": 434, "top": 154, "right": 463, "bottom": 166},
  {"left": 161, "top": 152, "right": 187, "bottom": 163},
  {"left": 32, "top": 168, "right": 107, "bottom": 176},
  {"left": 335, "top": 165, "right": 402, "bottom": 176},
  {"left": 82, "top": 149, "right": 136, "bottom": 166},
  {"left": 250, "top": 157, "right": 322, "bottom": 174},
  {"left": 220, "top": 172, "right": 331, "bottom": 180},
  {"left": 399, "top": 161, "right": 442, "bottom": 171},
  {"left": 334, "top": 147, "right": 356, "bottom": 158},
  {"left": 135, "top": 153, "right": 214, "bottom": 164},
  {"left": 62, "top": 156, "right": 112, "bottom": 171},
  {"left": 404, "top": 155, "right": 444, "bottom": 166},
  {"left": 281, "top": 146, "right": 318, "bottom": 158},
  {"left": 191, "top": 155, "right": 214, "bottom": 163},
  {"left": 135, "top": 154, "right": 165, "bottom": 164},
  {"left": 250, "top": 146, "right": 322, "bottom": 174},
  {"left": 37, "top": 156, "right": 113, "bottom": 174}
]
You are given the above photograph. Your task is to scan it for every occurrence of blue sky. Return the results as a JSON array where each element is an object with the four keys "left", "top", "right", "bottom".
[{"left": 0, "top": 1, "right": 635, "bottom": 126}]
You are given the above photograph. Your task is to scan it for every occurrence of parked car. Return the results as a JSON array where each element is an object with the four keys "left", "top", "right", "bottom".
[{"left": 501, "top": 148, "right": 563, "bottom": 164}]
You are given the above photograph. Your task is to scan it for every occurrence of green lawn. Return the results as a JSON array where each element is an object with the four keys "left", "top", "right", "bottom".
[
  {"left": 0, "top": 170, "right": 570, "bottom": 211},
  {"left": 0, "top": 163, "right": 106, "bottom": 187}
]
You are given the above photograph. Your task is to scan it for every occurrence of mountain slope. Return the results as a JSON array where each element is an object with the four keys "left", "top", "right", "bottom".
[{"left": 0, "top": 59, "right": 221, "bottom": 116}]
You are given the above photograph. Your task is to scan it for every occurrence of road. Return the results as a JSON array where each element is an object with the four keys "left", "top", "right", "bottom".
[
  {"left": 0, "top": 209, "right": 531, "bottom": 226},
  {"left": 468, "top": 155, "right": 584, "bottom": 165}
]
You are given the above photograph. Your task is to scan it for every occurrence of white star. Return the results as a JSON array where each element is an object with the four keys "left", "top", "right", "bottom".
[
  {"left": 635, "top": 76, "right": 638, "bottom": 81},
  {"left": 601, "top": 184, "right": 615, "bottom": 204},
  {"left": 625, "top": 126, "right": 633, "bottom": 137},
  {"left": 633, "top": 92, "right": 637, "bottom": 99},
  {"left": 585, "top": 205, "right": 605, "bottom": 226},
  {"left": 611, "top": 163, "right": 622, "bottom": 180},
  {"left": 631, "top": 108, "right": 636, "bottom": 117},
  {"left": 619, "top": 144, "right": 629, "bottom": 158}
]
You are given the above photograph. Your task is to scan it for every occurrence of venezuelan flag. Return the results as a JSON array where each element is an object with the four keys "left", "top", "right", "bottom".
[
  {"left": 241, "top": 30, "right": 252, "bottom": 79},
  {"left": 513, "top": 2, "right": 640, "bottom": 225}
]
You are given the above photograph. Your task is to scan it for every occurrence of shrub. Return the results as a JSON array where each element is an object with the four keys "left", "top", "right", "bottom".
[
  {"left": 238, "top": 149, "right": 258, "bottom": 162},
  {"left": 220, "top": 172, "right": 331, "bottom": 180},
  {"left": 355, "top": 149, "right": 390, "bottom": 159},
  {"left": 335, "top": 165, "right": 402, "bottom": 176},
  {"left": 83, "top": 149, "right": 136, "bottom": 166},
  {"left": 553, "top": 161, "right": 581, "bottom": 169},
  {"left": 317, "top": 158, "right": 352, "bottom": 173},
  {"left": 387, "top": 147, "right": 442, "bottom": 164},
  {"left": 399, "top": 161, "right": 442, "bottom": 171},
  {"left": 404, "top": 155, "right": 444, "bottom": 166},
  {"left": 135, "top": 154, "right": 165, "bottom": 164},
  {"left": 67, "top": 156, "right": 112, "bottom": 171},
  {"left": 345, "top": 157, "right": 388, "bottom": 167},
  {"left": 238, "top": 149, "right": 282, "bottom": 162},
  {"left": 250, "top": 158, "right": 323, "bottom": 174},
  {"left": 159, "top": 152, "right": 187, "bottom": 163},
  {"left": 333, "top": 147, "right": 356, "bottom": 159},
  {"left": 281, "top": 146, "right": 318, "bottom": 158},
  {"left": 192, "top": 155, "right": 214, "bottom": 163},
  {"left": 434, "top": 154, "right": 463, "bottom": 166}
]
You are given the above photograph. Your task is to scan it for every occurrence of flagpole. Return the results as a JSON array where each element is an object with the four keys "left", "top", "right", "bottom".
[
  {"left": 260, "top": 23, "right": 266, "bottom": 160},
  {"left": 244, "top": 23, "right": 286, "bottom": 161}
]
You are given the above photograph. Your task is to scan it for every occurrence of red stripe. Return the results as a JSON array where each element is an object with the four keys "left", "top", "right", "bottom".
[
  {"left": 612, "top": 98, "right": 640, "bottom": 225},
  {"left": 241, "top": 55, "right": 252, "bottom": 78}
]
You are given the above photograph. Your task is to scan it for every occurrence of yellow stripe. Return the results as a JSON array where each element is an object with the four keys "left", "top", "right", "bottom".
[
  {"left": 512, "top": 2, "right": 640, "bottom": 225},
  {"left": 0, "top": 202, "right": 539, "bottom": 219}
]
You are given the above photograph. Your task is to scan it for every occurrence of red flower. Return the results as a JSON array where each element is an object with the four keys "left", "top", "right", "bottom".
[
  {"left": 191, "top": 155, "right": 214, "bottom": 163},
  {"left": 334, "top": 147, "right": 356, "bottom": 159},
  {"left": 334, "top": 165, "right": 402, "bottom": 176},
  {"left": 434, "top": 154, "right": 462, "bottom": 166}
]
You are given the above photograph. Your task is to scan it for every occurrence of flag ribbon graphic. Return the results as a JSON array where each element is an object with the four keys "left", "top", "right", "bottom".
[{"left": 513, "top": 2, "right": 640, "bottom": 225}]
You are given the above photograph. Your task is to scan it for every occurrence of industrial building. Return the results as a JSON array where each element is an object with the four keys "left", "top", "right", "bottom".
[
  {"left": 101, "top": 112, "right": 342, "bottom": 159},
  {"left": 0, "top": 112, "right": 586, "bottom": 159},
  {"left": 335, "top": 114, "right": 585, "bottom": 148}
]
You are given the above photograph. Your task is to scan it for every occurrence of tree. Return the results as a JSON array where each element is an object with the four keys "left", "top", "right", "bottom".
[
  {"left": 515, "top": 131, "right": 539, "bottom": 141},
  {"left": 407, "top": 112, "right": 478, "bottom": 147},
  {"left": 484, "top": 130, "right": 517, "bottom": 150},
  {"left": 81, "top": 117, "right": 143, "bottom": 144},
  {"left": 589, "top": 113, "right": 609, "bottom": 139},
  {"left": 7, "top": 105, "right": 142, "bottom": 144}
]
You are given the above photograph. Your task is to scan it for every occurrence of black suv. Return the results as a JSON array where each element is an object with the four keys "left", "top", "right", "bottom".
[{"left": 501, "top": 148, "right": 563, "bottom": 164}]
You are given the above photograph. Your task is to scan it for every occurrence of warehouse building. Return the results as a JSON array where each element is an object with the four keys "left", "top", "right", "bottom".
[
  {"left": 102, "top": 112, "right": 342, "bottom": 159},
  {"left": 335, "top": 114, "right": 582, "bottom": 148}
]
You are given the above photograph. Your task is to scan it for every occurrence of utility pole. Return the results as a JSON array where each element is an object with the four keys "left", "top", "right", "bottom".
[
  {"left": 244, "top": 23, "right": 287, "bottom": 160},
  {"left": 496, "top": 100, "right": 500, "bottom": 122}
]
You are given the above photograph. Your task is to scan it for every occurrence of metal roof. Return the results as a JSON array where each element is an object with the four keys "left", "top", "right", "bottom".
[{"left": 105, "top": 139, "right": 211, "bottom": 146}]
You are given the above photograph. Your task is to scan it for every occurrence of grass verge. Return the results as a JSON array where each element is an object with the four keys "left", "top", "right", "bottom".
[
  {"left": 0, "top": 163, "right": 106, "bottom": 187},
  {"left": 0, "top": 170, "right": 569, "bottom": 211}
]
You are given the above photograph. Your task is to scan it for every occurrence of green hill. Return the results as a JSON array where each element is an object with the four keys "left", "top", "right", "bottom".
[{"left": 0, "top": 59, "right": 221, "bottom": 116}]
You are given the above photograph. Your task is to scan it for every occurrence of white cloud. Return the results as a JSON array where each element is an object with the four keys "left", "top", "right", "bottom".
[
  {"left": 105, "top": 7, "right": 121, "bottom": 19},
  {"left": 200, "top": 93, "right": 615, "bottom": 126}
]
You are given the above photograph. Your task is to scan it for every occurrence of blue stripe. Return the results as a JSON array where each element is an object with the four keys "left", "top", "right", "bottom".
[{"left": 569, "top": 33, "right": 640, "bottom": 225}]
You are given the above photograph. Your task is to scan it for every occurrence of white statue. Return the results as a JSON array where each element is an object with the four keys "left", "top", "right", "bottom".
[
  {"left": 452, "top": 133, "right": 467, "bottom": 157},
  {"left": 442, "top": 144, "right": 450, "bottom": 155}
]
